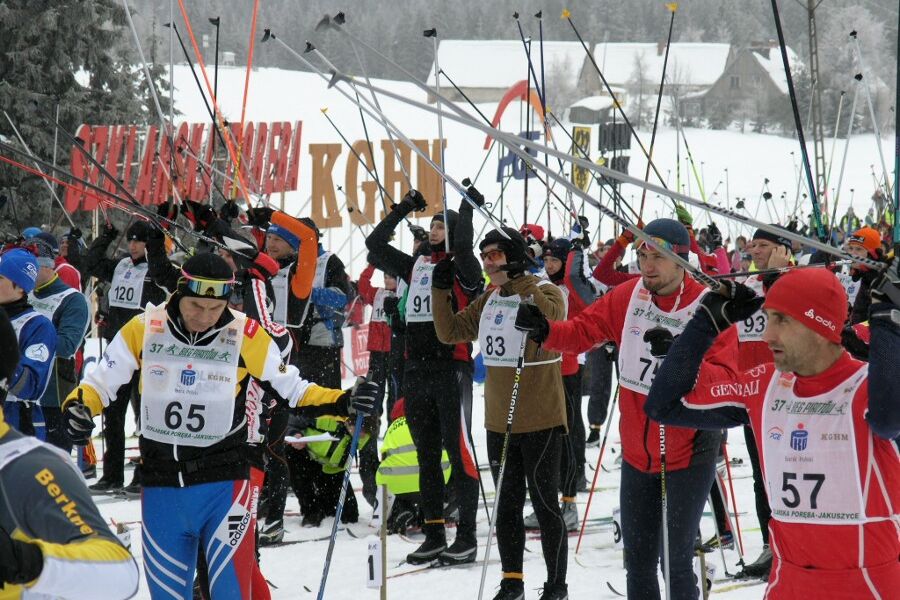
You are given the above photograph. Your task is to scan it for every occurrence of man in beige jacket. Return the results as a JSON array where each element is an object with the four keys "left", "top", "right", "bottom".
[{"left": 432, "top": 226, "right": 570, "bottom": 600}]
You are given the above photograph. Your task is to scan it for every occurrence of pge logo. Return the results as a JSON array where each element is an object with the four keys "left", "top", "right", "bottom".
[{"left": 767, "top": 426, "right": 783, "bottom": 441}]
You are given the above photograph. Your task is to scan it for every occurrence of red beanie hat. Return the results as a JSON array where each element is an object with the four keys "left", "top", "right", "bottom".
[{"left": 763, "top": 268, "right": 847, "bottom": 343}]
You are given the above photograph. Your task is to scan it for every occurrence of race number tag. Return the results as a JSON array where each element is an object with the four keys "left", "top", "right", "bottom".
[
  {"left": 405, "top": 256, "right": 436, "bottom": 322},
  {"left": 478, "top": 291, "right": 525, "bottom": 367},
  {"left": 109, "top": 258, "right": 148, "bottom": 310}
]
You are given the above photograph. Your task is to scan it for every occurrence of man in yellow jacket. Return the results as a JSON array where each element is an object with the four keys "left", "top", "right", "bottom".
[{"left": 0, "top": 303, "right": 139, "bottom": 599}]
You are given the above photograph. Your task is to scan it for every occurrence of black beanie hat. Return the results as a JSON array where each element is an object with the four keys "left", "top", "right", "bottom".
[
  {"left": 431, "top": 209, "right": 459, "bottom": 249},
  {"left": 543, "top": 238, "right": 572, "bottom": 263},
  {"left": 752, "top": 225, "right": 792, "bottom": 251},
  {"left": 178, "top": 252, "right": 235, "bottom": 299},
  {"left": 479, "top": 226, "right": 529, "bottom": 265},
  {"left": 127, "top": 221, "right": 152, "bottom": 242}
]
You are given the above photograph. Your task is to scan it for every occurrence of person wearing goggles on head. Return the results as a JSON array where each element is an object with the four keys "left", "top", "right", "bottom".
[
  {"left": 59, "top": 252, "right": 378, "bottom": 600},
  {"left": 515, "top": 218, "right": 740, "bottom": 600}
]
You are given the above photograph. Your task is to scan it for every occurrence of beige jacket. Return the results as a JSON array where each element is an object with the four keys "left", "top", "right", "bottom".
[{"left": 432, "top": 273, "right": 567, "bottom": 434}]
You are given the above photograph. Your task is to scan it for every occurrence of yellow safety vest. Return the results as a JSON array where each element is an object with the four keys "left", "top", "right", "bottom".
[
  {"left": 376, "top": 416, "right": 451, "bottom": 495},
  {"left": 304, "top": 417, "right": 371, "bottom": 475}
]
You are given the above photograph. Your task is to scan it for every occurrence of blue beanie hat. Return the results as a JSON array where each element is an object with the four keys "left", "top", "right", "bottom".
[
  {"left": 641, "top": 218, "right": 690, "bottom": 260},
  {"left": 0, "top": 249, "right": 39, "bottom": 294},
  {"left": 22, "top": 226, "right": 42, "bottom": 239},
  {"left": 266, "top": 223, "right": 300, "bottom": 251}
]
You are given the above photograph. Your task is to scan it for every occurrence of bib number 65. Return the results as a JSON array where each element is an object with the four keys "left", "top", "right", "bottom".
[{"left": 164, "top": 401, "right": 206, "bottom": 432}]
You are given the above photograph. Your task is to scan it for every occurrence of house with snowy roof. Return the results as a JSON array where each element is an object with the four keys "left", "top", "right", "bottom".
[
  {"left": 696, "top": 41, "right": 802, "bottom": 120},
  {"left": 575, "top": 42, "right": 734, "bottom": 98},
  {"left": 426, "top": 39, "right": 588, "bottom": 103}
]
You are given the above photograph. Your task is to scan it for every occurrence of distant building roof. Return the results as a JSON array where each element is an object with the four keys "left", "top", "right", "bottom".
[
  {"left": 749, "top": 45, "right": 801, "bottom": 95},
  {"left": 590, "top": 42, "right": 732, "bottom": 87},
  {"left": 426, "top": 40, "right": 587, "bottom": 90}
]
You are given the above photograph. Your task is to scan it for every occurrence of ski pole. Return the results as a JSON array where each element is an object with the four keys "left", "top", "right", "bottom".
[
  {"left": 639, "top": 3, "right": 678, "bottom": 219},
  {"left": 721, "top": 443, "right": 746, "bottom": 561},
  {"left": 476, "top": 333, "right": 529, "bottom": 600},
  {"left": 851, "top": 30, "right": 892, "bottom": 199},
  {"left": 424, "top": 27, "right": 450, "bottom": 255},
  {"left": 575, "top": 378, "right": 620, "bottom": 554},
  {"left": 769, "top": 0, "right": 825, "bottom": 240},
  {"left": 316, "top": 408, "right": 367, "bottom": 600},
  {"left": 710, "top": 260, "right": 850, "bottom": 280},
  {"left": 660, "top": 423, "right": 671, "bottom": 600}
]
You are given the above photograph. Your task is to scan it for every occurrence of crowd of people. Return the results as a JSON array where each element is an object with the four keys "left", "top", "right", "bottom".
[{"left": 0, "top": 184, "right": 896, "bottom": 600}]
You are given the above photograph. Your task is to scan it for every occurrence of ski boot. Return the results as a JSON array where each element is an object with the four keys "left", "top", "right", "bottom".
[{"left": 406, "top": 522, "right": 447, "bottom": 565}]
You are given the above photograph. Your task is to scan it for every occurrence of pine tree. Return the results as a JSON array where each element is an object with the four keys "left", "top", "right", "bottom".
[{"left": 0, "top": 0, "right": 171, "bottom": 235}]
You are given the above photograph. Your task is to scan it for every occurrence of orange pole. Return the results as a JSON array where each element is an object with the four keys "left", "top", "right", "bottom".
[{"left": 174, "top": 0, "right": 255, "bottom": 206}]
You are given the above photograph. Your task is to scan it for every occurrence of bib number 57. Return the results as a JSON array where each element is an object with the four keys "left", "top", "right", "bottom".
[{"left": 165, "top": 401, "right": 206, "bottom": 432}]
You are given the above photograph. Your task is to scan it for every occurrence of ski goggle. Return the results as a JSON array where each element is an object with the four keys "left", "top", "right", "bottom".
[
  {"left": 637, "top": 236, "right": 689, "bottom": 256},
  {"left": 479, "top": 248, "right": 505, "bottom": 261},
  {"left": 180, "top": 270, "right": 235, "bottom": 298}
]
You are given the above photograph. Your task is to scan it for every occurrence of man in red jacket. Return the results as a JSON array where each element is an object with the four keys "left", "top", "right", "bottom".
[
  {"left": 646, "top": 266, "right": 900, "bottom": 599},
  {"left": 516, "top": 218, "right": 739, "bottom": 600}
]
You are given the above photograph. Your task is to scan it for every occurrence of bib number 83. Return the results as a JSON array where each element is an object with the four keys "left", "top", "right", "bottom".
[
  {"left": 485, "top": 335, "right": 506, "bottom": 357},
  {"left": 165, "top": 401, "right": 206, "bottom": 433}
]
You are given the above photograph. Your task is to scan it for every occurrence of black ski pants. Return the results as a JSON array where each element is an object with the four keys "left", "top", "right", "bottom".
[
  {"left": 99, "top": 372, "right": 139, "bottom": 485},
  {"left": 560, "top": 370, "right": 585, "bottom": 498},
  {"left": 404, "top": 362, "right": 478, "bottom": 540},
  {"left": 586, "top": 345, "right": 614, "bottom": 427},
  {"left": 620, "top": 459, "right": 716, "bottom": 600},
  {"left": 487, "top": 427, "right": 567, "bottom": 586}
]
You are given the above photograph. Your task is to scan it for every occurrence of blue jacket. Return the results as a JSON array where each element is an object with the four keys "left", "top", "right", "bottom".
[
  {"left": 30, "top": 275, "right": 90, "bottom": 407},
  {"left": 2, "top": 299, "right": 57, "bottom": 404}
]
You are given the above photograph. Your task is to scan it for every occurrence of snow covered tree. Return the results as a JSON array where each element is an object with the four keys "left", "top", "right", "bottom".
[{"left": 0, "top": 0, "right": 171, "bottom": 234}]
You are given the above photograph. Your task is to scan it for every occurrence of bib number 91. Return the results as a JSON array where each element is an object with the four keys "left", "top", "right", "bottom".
[
  {"left": 412, "top": 295, "right": 431, "bottom": 313},
  {"left": 164, "top": 401, "right": 206, "bottom": 432}
]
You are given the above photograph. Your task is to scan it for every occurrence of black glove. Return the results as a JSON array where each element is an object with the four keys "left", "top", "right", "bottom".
[
  {"left": 841, "top": 325, "right": 869, "bottom": 361},
  {"left": 514, "top": 303, "right": 550, "bottom": 344},
  {"left": 0, "top": 528, "right": 43, "bottom": 586},
  {"left": 183, "top": 200, "right": 216, "bottom": 231},
  {"left": 707, "top": 222, "right": 723, "bottom": 250},
  {"left": 383, "top": 296, "right": 401, "bottom": 318},
  {"left": 643, "top": 326, "right": 675, "bottom": 358},
  {"left": 220, "top": 200, "right": 240, "bottom": 221},
  {"left": 100, "top": 224, "right": 118, "bottom": 240},
  {"left": 408, "top": 224, "right": 428, "bottom": 242},
  {"left": 66, "top": 227, "right": 82, "bottom": 241},
  {"left": 432, "top": 258, "right": 455, "bottom": 290},
  {"left": 156, "top": 202, "right": 178, "bottom": 226},
  {"left": 349, "top": 379, "right": 379, "bottom": 416},
  {"left": 246, "top": 206, "right": 274, "bottom": 228},
  {"left": 396, "top": 189, "right": 427, "bottom": 214},
  {"left": 464, "top": 184, "right": 485, "bottom": 207},
  {"left": 870, "top": 256, "right": 900, "bottom": 306},
  {"left": 697, "top": 280, "right": 764, "bottom": 334},
  {"left": 366, "top": 252, "right": 379, "bottom": 267},
  {"left": 62, "top": 394, "right": 95, "bottom": 446}
]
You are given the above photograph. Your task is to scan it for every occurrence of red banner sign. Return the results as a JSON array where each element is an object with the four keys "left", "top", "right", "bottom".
[{"left": 64, "top": 120, "right": 303, "bottom": 211}]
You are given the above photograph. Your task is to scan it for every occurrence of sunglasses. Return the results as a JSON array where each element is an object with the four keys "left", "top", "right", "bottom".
[
  {"left": 181, "top": 270, "right": 235, "bottom": 298},
  {"left": 638, "top": 236, "right": 689, "bottom": 256},
  {"left": 479, "top": 249, "right": 505, "bottom": 261}
]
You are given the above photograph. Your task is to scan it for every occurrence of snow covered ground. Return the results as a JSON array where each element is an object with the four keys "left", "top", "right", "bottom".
[{"left": 93, "top": 376, "right": 767, "bottom": 600}]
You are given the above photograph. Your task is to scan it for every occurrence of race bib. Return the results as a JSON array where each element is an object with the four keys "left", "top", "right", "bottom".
[
  {"left": 109, "top": 258, "right": 148, "bottom": 310},
  {"left": 405, "top": 256, "right": 435, "bottom": 323},
  {"left": 738, "top": 276, "right": 768, "bottom": 343},
  {"left": 141, "top": 307, "right": 243, "bottom": 447},
  {"left": 762, "top": 367, "right": 868, "bottom": 524},
  {"left": 478, "top": 291, "right": 526, "bottom": 367}
]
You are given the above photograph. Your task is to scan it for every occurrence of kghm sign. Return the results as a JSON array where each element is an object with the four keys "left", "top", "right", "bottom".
[{"left": 64, "top": 121, "right": 303, "bottom": 211}]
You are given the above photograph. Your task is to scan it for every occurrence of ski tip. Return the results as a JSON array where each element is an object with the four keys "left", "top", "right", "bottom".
[
  {"left": 304, "top": 41, "right": 315, "bottom": 53},
  {"left": 561, "top": 8, "right": 572, "bottom": 19},
  {"left": 327, "top": 70, "right": 345, "bottom": 89},
  {"left": 162, "top": 21, "right": 172, "bottom": 28},
  {"left": 314, "top": 15, "right": 331, "bottom": 31},
  {"left": 333, "top": 11, "right": 346, "bottom": 25},
  {"left": 849, "top": 30, "right": 858, "bottom": 38},
  {"left": 535, "top": 10, "right": 543, "bottom": 18},
  {"left": 320, "top": 107, "right": 328, "bottom": 113}
]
